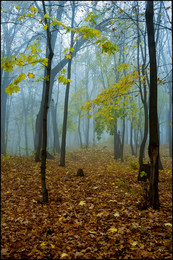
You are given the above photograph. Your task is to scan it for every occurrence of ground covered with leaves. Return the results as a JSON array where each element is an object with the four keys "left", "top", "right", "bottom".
[{"left": 1, "top": 145, "right": 172, "bottom": 259}]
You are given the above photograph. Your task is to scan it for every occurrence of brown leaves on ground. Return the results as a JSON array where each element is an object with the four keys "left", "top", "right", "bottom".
[{"left": 1, "top": 146, "right": 172, "bottom": 259}]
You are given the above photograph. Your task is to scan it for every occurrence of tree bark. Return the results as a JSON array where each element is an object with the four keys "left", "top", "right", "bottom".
[
  {"left": 130, "top": 118, "right": 136, "bottom": 156},
  {"left": 146, "top": 1, "right": 160, "bottom": 209},
  {"left": 60, "top": 2, "right": 75, "bottom": 166},
  {"left": 40, "top": 1, "right": 54, "bottom": 204}
]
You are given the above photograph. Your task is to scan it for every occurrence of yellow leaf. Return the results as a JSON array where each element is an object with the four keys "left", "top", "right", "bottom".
[
  {"left": 31, "top": 45, "right": 37, "bottom": 54},
  {"left": 40, "top": 241, "right": 46, "bottom": 246},
  {"left": 27, "top": 13, "right": 35, "bottom": 18},
  {"left": 44, "top": 14, "right": 50, "bottom": 18},
  {"left": 30, "top": 6, "right": 37, "bottom": 13},
  {"left": 43, "top": 24, "right": 48, "bottom": 30},
  {"left": 15, "top": 5, "right": 20, "bottom": 10},
  {"left": 164, "top": 223, "right": 172, "bottom": 227},
  {"left": 28, "top": 73, "right": 35, "bottom": 79},
  {"left": 65, "top": 53, "right": 72, "bottom": 59},
  {"left": 108, "top": 228, "right": 117, "bottom": 233},
  {"left": 6, "top": 191, "right": 11, "bottom": 194},
  {"left": 59, "top": 217, "right": 63, "bottom": 221},
  {"left": 79, "top": 201, "right": 86, "bottom": 206},
  {"left": 113, "top": 212, "right": 120, "bottom": 217},
  {"left": 131, "top": 241, "right": 138, "bottom": 246},
  {"left": 60, "top": 253, "right": 68, "bottom": 258},
  {"left": 51, "top": 244, "right": 55, "bottom": 249},
  {"left": 17, "top": 16, "right": 23, "bottom": 21}
]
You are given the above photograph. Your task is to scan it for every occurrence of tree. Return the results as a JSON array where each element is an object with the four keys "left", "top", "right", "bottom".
[
  {"left": 60, "top": 1, "right": 76, "bottom": 166},
  {"left": 40, "top": 0, "right": 54, "bottom": 204},
  {"left": 34, "top": 0, "right": 65, "bottom": 162},
  {"left": 146, "top": 1, "right": 160, "bottom": 209}
]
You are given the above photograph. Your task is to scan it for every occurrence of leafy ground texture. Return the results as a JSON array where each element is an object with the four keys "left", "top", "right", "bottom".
[{"left": 1, "top": 144, "right": 172, "bottom": 259}]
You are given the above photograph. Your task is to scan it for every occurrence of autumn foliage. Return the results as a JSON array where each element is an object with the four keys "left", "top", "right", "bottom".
[{"left": 1, "top": 145, "right": 172, "bottom": 259}]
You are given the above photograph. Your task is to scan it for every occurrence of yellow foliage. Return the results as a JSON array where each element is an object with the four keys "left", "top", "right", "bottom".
[
  {"left": 43, "top": 24, "right": 48, "bottom": 30},
  {"left": 27, "top": 73, "right": 35, "bottom": 79},
  {"left": 30, "top": 6, "right": 37, "bottom": 13},
  {"left": 117, "top": 63, "right": 129, "bottom": 71},
  {"left": 65, "top": 53, "right": 72, "bottom": 59}
]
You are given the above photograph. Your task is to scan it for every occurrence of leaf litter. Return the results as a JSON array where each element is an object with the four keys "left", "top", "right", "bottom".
[{"left": 1, "top": 146, "right": 172, "bottom": 259}]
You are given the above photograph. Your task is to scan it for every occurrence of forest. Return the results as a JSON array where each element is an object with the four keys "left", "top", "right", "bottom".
[{"left": 1, "top": 1, "right": 172, "bottom": 259}]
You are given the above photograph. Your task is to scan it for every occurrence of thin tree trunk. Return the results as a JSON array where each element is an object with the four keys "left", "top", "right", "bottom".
[
  {"left": 121, "top": 117, "right": 125, "bottom": 162},
  {"left": 40, "top": 1, "right": 54, "bottom": 204},
  {"left": 78, "top": 111, "right": 83, "bottom": 148},
  {"left": 60, "top": 2, "right": 75, "bottom": 166},
  {"left": 130, "top": 118, "right": 136, "bottom": 156},
  {"left": 146, "top": 1, "right": 160, "bottom": 209},
  {"left": 21, "top": 87, "right": 29, "bottom": 156}
]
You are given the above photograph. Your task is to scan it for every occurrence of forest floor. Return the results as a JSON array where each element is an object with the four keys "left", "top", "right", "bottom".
[{"left": 1, "top": 144, "right": 172, "bottom": 259}]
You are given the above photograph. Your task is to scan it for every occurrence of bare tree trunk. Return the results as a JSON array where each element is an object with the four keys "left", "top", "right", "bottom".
[
  {"left": 21, "top": 87, "right": 29, "bottom": 156},
  {"left": 114, "top": 118, "right": 121, "bottom": 159},
  {"left": 146, "top": 1, "right": 160, "bottom": 209},
  {"left": 121, "top": 118, "right": 125, "bottom": 162},
  {"left": 130, "top": 118, "right": 136, "bottom": 156},
  {"left": 78, "top": 112, "right": 83, "bottom": 148},
  {"left": 40, "top": 1, "right": 54, "bottom": 204},
  {"left": 60, "top": 2, "right": 75, "bottom": 166}
]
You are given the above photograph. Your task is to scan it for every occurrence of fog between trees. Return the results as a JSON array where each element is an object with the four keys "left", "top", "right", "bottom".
[{"left": 1, "top": 1, "right": 172, "bottom": 159}]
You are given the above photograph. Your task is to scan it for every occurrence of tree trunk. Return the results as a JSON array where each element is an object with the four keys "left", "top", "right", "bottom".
[
  {"left": 51, "top": 102, "right": 60, "bottom": 154},
  {"left": 21, "top": 87, "right": 29, "bottom": 156},
  {"left": 121, "top": 118, "right": 125, "bottom": 162},
  {"left": 146, "top": 1, "right": 160, "bottom": 209},
  {"left": 1, "top": 72, "right": 10, "bottom": 154},
  {"left": 78, "top": 111, "right": 83, "bottom": 148},
  {"left": 130, "top": 118, "right": 136, "bottom": 156},
  {"left": 40, "top": 1, "right": 54, "bottom": 204},
  {"left": 34, "top": 76, "right": 46, "bottom": 161},
  {"left": 60, "top": 2, "right": 75, "bottom": 166},
  {"left": 114, "top": 118, "right": 121, "bottom": 159}
]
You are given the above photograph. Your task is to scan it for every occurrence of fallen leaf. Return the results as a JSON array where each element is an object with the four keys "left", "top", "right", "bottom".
[
  {"left": 131, "top": 241, "right": 138, "bottom": 246},
  {"left": 60, "top": 253, "right": 68, "bottom": 258},
  {"left": 113, "top": 212, "right": 120, "bottom": 217},
  {"left": 164, "top": 223, "right": 172, "bottom": 227},
  {"left": 79, "top": 201, "right": 86, "bottom": 206},
  {"left": 108, "top": 227, "right": 117, "bottom": 233}
]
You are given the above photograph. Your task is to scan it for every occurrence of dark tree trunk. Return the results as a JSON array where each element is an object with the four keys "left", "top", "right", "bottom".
[
  {"left": 34, "top": 75, "right": 46, "bottom": 162},
  {"left": 40, "top": 1, "right": 54, "bottom": 204},
  {"left": 114, "top": 118, "right": 121, "bottom": 159},
  {"left": 86, "top": 111, "right": 90, "bottom": 148},
  {"left": 121, "top": 118, "right": 125, "bottom": 162},
  {"left": 34, "top": 2, "right": 65, "bottom": 162},
  {"left": 146, "top": 1, "right": 160, "bottom": 209},
  {"left": 136, "top": 2, "right": 149, "bottom": 180},
  {"left": 167, "top": 72, "right": 172, "bottom": 157},
  {"left": 130, "top": 118, "right": 136, "bottom": 156},
  {"left": 93, "top": 118, "right": 96, "bottom": 147},
  {"left": 21, "top": 87, "right": 29, "bottom": 156},
  {"left": 51, "top": 102, "right": 60, "bottom": 154},
  {"left": 1, "top": 72, "right": 10, "bottom": 154},
  {"left": 60, "top": 2, "right": 75, "bottom": 166}
]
